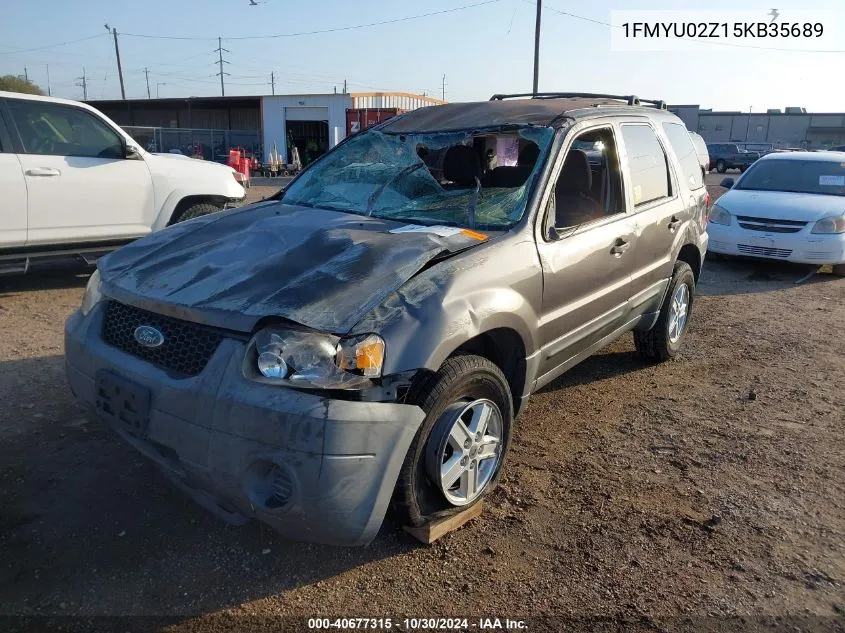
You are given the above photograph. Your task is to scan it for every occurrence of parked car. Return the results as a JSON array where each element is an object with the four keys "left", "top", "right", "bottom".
[
  {"left": 706, "top": 142, "right": 760, "bottom": 173},
  {"left": 829, "top": 145, "right": 845, "bottom": 152},
  {"left": 708, "top": 152, "right": 845, "bottom": 275},
  {"left": 0, "top": 91, "right": 245, "bottom": 275},
  {"left": 65, "top": 92, "right": 709, "bottom": 545},
  {"left": 689, "top": 131, "right": 710, "bottom": 177}
]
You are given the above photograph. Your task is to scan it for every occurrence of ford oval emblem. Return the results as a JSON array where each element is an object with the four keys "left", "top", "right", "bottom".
[{"left": 134, "top": 325, "right": 165, "bottom": 348}]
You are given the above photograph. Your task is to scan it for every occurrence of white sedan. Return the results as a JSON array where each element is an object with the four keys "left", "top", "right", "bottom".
[{"left": 707, "top": 151, "right": 845, "bottom": 276}]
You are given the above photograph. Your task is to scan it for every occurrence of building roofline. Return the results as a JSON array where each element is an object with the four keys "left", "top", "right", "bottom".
[{"left": 349, "top": 91, "right": 446, "bottom": 105}]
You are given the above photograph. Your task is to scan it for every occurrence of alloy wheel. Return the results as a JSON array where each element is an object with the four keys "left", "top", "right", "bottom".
[{"left": 426, "top": 398, "right": 503, "bottom": 506}]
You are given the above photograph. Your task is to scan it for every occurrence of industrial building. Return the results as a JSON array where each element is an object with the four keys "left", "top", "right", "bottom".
[
  {"left": 87, "top": 91, "right": 445, "bottom": 165},
  {"left": 669, "top": 105, "right": 845, "bottom": 150}
]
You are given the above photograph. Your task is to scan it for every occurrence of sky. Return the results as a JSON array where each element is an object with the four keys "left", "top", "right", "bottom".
[{"left": 1, "top": 0, "right": 844, "bottom": 112}]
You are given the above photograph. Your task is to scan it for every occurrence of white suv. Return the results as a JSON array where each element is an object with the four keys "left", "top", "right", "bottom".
[{"left": 0, "top": 91, "right": 245, "bottom": 274}]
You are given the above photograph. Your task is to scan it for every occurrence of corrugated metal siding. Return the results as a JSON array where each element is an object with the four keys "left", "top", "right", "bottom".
[
  {"left": 230, "top": 107, "right": 261, "bottom": 130},
  {"left": 187, "top": 108, "right": 229, "bottom": 130},
  {"left": 351, "top": 93, "right": 443, "bottom": 111}
]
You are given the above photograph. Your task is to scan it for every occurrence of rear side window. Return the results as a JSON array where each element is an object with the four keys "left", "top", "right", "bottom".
[
  {"left": 662, "top": 122, "right": 704, "bottom": 190},
  {"left": 621, "top": 124, "right": 670, "bottom": 206},
  {"left": 6, "top": 99, "right": 123, "bottom": 159}
]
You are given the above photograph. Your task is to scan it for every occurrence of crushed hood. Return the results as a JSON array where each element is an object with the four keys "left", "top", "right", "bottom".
[{"left": 98, "top": 202, "right": 489, "bottom": 333}]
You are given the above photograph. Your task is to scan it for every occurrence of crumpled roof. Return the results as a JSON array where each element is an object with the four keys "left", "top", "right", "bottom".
[{"left": 381, "top": 98, "right": 614, "bottom": 133}]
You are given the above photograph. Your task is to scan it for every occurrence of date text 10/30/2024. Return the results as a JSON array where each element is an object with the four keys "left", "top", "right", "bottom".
[{"left": 307, "top": 617, "right": 528, "bottom": 630}]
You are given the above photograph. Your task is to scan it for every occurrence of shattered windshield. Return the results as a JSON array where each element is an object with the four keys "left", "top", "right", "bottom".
[{"left": 282, "top": 126, "right": 554, "bottom": 229}]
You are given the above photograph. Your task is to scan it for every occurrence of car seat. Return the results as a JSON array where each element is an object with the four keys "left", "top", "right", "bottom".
[{"left": 555, "top": 149, "right": 604, "bottom": 227}]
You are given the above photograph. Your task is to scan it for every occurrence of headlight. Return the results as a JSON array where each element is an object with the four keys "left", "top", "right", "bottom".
[
  {"left": 245, "top": 328, "right": 385, "bottom": 390},
  {"left": 811, "top": 214, "right": 845, "bottom": 234},
  {"left": 709, "top": 205, "right": 732, "bottom": 226},
  {"left": 80, "top": 269, "right": 103, "bottom": 316}
]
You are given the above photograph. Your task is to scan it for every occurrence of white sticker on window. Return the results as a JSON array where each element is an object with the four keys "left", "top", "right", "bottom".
[
  {"left": 633, "top": 184, "right": 643, "bottom": 204},
  {"left": 819, "top": 175, "right": 845, "bottom": 186},
  {"left": 389, "top": 224, "right": 463, "bottom": 237}
]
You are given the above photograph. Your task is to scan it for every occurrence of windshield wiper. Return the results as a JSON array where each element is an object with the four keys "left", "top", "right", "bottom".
[
  {"left": 366, "top": 163, "right": 425, "bottom": 216},
  {"left": 466, "top": 177, "right": 481, "bottom": 229}
]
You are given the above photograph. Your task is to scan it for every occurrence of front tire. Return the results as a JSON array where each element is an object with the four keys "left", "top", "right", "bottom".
[
  {"left": 634, "top": 261, "right": 696, "bottom": 362},
  {"left": 833, "top": 263, "right": 845, "bottom": 277},
  {"left": 715, "top": 160, "right": 726, "bottom": 173},
  {"left": 173, "top": 202, "right": 222, "bottom": 223},
  {"left": 393, "top": 355, "right": 513, "bottom": 527}
]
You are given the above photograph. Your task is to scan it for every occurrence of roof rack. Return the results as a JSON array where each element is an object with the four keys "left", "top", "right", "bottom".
[{"left": 489, "top": 92, "right": 667, "bottom": 110}]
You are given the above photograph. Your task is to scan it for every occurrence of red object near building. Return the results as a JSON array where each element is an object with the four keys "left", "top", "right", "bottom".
[
  {"left": 346, "top": 108, "right": 403, "bottom": 136},
  {"left": 227, "top": 148, "right": 251, "bottom": 188}
]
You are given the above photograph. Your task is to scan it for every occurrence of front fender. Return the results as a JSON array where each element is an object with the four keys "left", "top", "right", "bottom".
[
  {"left": 349, "top": 237, "right": 543, "bottom": 380},
  {"left": 148, "top": 160, "right": 246, "bottom": 230}
]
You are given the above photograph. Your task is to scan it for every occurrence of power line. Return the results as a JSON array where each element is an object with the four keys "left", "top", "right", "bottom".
[
  {"left": 0, "top": 33, "right": 107, "bottom": 55},
  {"left": 121, "top": 0, "right": 501, "bottom": 41}
]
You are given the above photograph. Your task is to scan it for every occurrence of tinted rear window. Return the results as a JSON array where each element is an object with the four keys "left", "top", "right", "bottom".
[{"left": 663, "top": 123, "right": 704, "bottom": 190}]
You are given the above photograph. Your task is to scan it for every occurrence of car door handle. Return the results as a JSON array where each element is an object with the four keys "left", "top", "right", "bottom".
[
  {"left": 610, "top": 238, "right": 630, "bottom": 256},
  {"left": 25, "top": 167, "right": 61, "bottom": 177},
  {"left": 668, "top": 216, "right": 681, "bottom": 231}
]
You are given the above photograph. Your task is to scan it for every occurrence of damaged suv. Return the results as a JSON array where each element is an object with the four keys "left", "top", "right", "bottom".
[{"left": 65, "top": 92, "right": 709, "bottom": 545}]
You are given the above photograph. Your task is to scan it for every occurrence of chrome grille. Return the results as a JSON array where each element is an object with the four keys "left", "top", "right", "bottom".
[
  {"left": 737, "top": 244, "right": 793, "bottom": 258},
  {"left": 736, "top": 215, "right": 806, "bottom": 234}
]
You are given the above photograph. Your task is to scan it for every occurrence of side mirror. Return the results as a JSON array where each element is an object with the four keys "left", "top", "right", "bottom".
[
  {"left": 720, "top": 177, "right": 734, "bottom": 189},
  {"left": 125, "top": 144, "right": 142, "bottom": 159}
]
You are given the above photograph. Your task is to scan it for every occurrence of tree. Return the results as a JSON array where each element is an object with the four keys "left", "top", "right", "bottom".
[{"left": 0, "top": 75, "right": 44, "bottom": 95}]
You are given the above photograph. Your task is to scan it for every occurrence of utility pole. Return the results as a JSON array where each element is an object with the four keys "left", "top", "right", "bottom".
[
  {"left": 144, "top": 68, "right": 151, "bottom": 98},
  {"left": 24, "top": 67, "right": 28, "bottom": 81},
  {"left": 271, "top": 71, "right": 275, "bottom": 95},
  {"left": 214, "top": 36, "right": 230, "bottom": 97},
  {"left": 343, "top": 79, "right": 347, "bottom": 94},
  {"left": 532, "top": 0, "right": 542, "bottom": 93},
  {"left": 46, "top": 64, "right": 51, "bottom": 96},
  {"left": 104, "top": 25, "right": 126, "bottom": 100},
  {"left": 76, "top": 68, "right": 88, "bottom": 101},
  {"left": 442, "top": 74, "right": 446, "bottom": 101}
]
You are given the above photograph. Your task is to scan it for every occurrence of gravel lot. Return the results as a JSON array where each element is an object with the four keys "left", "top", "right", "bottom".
[{"left": 1, "top": 179, "right": 843, "bottom": 631}]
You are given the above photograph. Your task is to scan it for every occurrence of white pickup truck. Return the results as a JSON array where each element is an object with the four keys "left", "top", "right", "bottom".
[{"left": 0, "top": 91, "right": 245, "bottom": 274}]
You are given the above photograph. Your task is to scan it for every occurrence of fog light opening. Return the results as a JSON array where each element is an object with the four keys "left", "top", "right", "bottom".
[{"left": 243, "top": 460, "right": 294, "bottom": 511}]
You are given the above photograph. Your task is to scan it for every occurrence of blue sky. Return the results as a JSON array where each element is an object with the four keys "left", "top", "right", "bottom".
[{"left": 1, "top": 0, "right": 843, "bottom": 111}]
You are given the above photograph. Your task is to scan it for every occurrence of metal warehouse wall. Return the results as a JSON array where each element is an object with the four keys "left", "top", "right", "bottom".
[
  {"left": 670, "top": 105, "right": 845, "bottom": 148},
  {"left": 351, "top": 92, "right": 445, "bottom": 111},
  {"left": 87, "top": 98, "right": 262, "bottom": 131}
]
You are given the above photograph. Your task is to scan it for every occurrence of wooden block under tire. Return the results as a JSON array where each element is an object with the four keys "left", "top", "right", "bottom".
[{"left": 403, "top": 502, "right": 484, "bottom": 544}]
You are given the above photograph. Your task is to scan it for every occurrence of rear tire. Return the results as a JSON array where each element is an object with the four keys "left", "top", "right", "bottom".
[
  {"left": 634, "top": 261, "right": 696, "bottom": 362},
  {"left": 172, "top": 202, "right": 221, "bottom": 223},
  {"left": 393, "top": 354, "right": 513, "bottom": 528},
  {"left": 715, "top": 160, "right": 726, "bottom": 173},
  {"left": 833, "top": 264, "right": 845, "bottom": 277}
]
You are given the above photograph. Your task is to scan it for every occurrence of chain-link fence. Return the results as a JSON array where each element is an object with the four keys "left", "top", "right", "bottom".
[{"left": 122, "top": 126, "right": 262, "bottom": 162}]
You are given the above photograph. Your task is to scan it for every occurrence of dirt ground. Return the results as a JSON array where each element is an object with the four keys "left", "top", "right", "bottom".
[{"left": 1, "top": 180, "right": 843, "bottom": 631}]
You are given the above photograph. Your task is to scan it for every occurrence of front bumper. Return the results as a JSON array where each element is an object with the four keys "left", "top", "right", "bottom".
[
  {"left": 707, "top": 222, "right": 845, "bottom": 265},
  {"left": 64, "top": 304, "right": 425, "bottom": 546}
]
